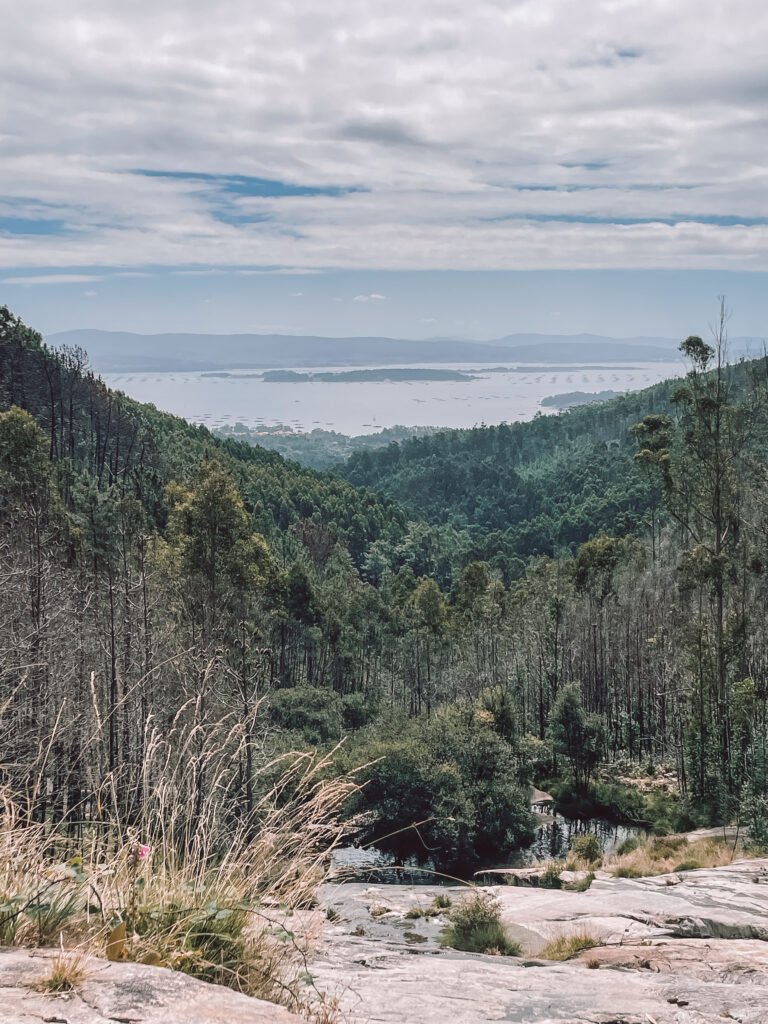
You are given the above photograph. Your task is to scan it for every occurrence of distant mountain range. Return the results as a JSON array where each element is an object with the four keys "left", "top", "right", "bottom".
[
  {"left": 46, "top": 328, "right": 763, "bottom": 373},
  {"left": 493, "top": 332, "right": 678, "bottom": 349}
]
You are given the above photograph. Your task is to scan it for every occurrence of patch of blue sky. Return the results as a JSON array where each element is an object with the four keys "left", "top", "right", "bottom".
[
  {"left": 131, "top": 170, "right": 364, "bottom": 198},
  {"left": 0, "top": 217, "right": 69, "bottom": 236},
  {"left": 210, "top": 209, "right": 272, "bottom": 227},
  {"left": 559, "top": 161, "right": 612, "bottom": 170},
  {"left": 131, "top": 170, "right": 363, "bottom": 227}
]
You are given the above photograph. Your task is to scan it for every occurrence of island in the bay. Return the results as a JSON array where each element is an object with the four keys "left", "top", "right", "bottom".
[
  {"left": 262, "top": 368, "right": 476, "bottom": 383},
  {"left": 541, "top": 389, "right": 622, "bottom": 409}
]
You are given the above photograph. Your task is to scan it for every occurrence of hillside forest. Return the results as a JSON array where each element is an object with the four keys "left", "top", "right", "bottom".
[{"left": 2, "top": 304, "right": 768, "bottom": 877}]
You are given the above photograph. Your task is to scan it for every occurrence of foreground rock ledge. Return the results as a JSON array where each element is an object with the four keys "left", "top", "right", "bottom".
[
  {"left": 0, "top": 948, "right": 301, "bottom": 1024},
  {"left": 312, "top": 857, "right": 768, "bottom": 1023}
]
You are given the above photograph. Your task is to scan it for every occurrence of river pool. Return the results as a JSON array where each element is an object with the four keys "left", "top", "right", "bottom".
[{"left": 332, "top": 813, "right": 644, "bottom": 883}]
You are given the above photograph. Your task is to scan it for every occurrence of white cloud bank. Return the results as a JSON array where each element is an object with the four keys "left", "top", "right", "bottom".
[
  {"left": 1, "top": 0, "right": 767, "bottom": 273},
  {"left": 1, "top": 274, "right": 103, "bottom": 285}
]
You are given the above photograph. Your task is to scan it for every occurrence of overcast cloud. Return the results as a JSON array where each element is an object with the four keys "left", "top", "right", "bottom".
[{"left": 2, "top": 0, "right": 768, "bottom": 278}]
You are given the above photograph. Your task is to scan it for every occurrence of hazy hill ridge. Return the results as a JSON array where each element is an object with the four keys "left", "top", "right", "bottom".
[{"left": 47, "top": 328, "right": 687, "bottom": 372}]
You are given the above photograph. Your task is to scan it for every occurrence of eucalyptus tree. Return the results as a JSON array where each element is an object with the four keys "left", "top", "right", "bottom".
[{"left": 633, "top": 303, "right": 749, "bottom": 796}]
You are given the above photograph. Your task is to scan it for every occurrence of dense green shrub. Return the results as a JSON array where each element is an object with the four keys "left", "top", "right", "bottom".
[
  {"left": 548, "top": 684, "right": 606, "bottom": 791},
  {"left": 570, "top": 834, "right": 602, "bottom": 865},
  {"left": 341, "top": 692, "right": 377, "bottom": 731},
  {"left": 643, "top": 790, "right": 703, "bottom": 834},
  {"left": 342, "top": 705, "right": 534, "bottom": 871},
  {"left": 268, "top": 686, "right": 343, "bottom": 745},
  {"left": 440, "top": 890, "right": 521, "bottom": 956},
  {"left": 517, "top": 734, "right": 555, "bottom": 783},
  {"left": 545, "top": 779, "right": 645, "bottom": 822},
  {"left": 545, "top": 777, "right": 697, "bottom": 835},
  {"left": 740, "top": 786, "right": 768, "bottom": 850},
  {"left": 649, "top": 835, "right": 686, "bottom": 858}
]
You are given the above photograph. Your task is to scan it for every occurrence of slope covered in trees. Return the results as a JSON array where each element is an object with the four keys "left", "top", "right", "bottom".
[
  {"left": 3, "top": 305, "right": 768, "bottom": 879},
  {"left": 0, "top": 307, "right": 534, "bottom": 871},
  {"left": 339, "top": 359, "right": 762, "bottom": 566},
  {"left": 214, "top": 423, "right": 439, "bottom": 472}
]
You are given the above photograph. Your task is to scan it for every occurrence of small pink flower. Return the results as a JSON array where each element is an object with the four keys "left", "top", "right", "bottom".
[{"left": 137, "top": 844, "right": 151, "bottom": 860}]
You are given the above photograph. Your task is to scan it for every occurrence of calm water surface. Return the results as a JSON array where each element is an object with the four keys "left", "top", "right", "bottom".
[
  {"left": 332, "top": 814, "right": 643, "bottom": 883},
  {"left": 104, "top": 360, "right": 683, "bottom": 435},
  {"left": 510, "top": 813, "right": 643, "bottom": 866}
]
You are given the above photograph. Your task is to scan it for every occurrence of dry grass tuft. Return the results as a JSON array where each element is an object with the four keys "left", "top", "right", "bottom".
[
  {"left": 606, "top": 835, "right": 734, "bottom": 878},
  {"left": 36, "top": 943, "right": 91, "bottom": 993},
  {"left": 306, "top": 995, "right": 342, "bottom": 1024},
  {"left": 538, "top": 931, "right": 600, "bottom": 961},
  {"left": 0, "top": 739, "right": 360, "bottom": 1017},
  {"left": 404, "top": 893, "right": 453, "bottom": 919}
]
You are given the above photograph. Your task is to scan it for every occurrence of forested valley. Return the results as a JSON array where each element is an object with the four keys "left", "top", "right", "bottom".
[{"left": 3, "top": 304, "right": 768, "bottom": 882}]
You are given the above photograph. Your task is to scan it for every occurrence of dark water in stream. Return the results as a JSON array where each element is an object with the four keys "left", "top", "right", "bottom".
[
  {"left": 506, "top": 812, "right": 644, "bottom": 866},
  {"left": 333, "top": 813, "right": 645, "bottom": 883}
]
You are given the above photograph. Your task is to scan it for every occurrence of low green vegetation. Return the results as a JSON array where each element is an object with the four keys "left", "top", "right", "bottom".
[
  {"left": 404, "top": 894, "right": 452, "bottom": 918},
  {"left": 673, "top": 860, "right": 702, "bottom": 872},
  {"left": 613, "top": 866, "right": 643, "bottom": 878},
  {"left": 539, "top": 864, "right": 563, "bottom": 889},
  {"left": 564, "top": 872, "right": 595, "bottom": 892},
  {"left": 440, "top": 890, "right": 521, "bottom": 956}
]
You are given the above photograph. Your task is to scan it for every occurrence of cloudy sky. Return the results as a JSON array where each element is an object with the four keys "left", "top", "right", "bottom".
[{"left": 2, "top": 0, "right": 767, "bottom": 338}]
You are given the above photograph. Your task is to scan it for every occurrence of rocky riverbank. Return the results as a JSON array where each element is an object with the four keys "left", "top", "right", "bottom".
[
  {"left": 4, "top": 856, "right": 767, "bottom": 1024},
  {"left": 309, "top": 857, "right": 768, "bottom": 1023}
]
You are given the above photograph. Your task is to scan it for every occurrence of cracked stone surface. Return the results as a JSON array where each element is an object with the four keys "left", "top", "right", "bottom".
[
  {"left": 0, "top": 948, "right": 301, "bottom": 1024},
  {"left": 310, "top": 858, "right": 768, "bottom": 1023}
]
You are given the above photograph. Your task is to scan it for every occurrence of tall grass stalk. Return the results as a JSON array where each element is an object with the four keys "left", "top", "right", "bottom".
[{"left": 0, "top": 704, "right": 359, "bottom": 1016}]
